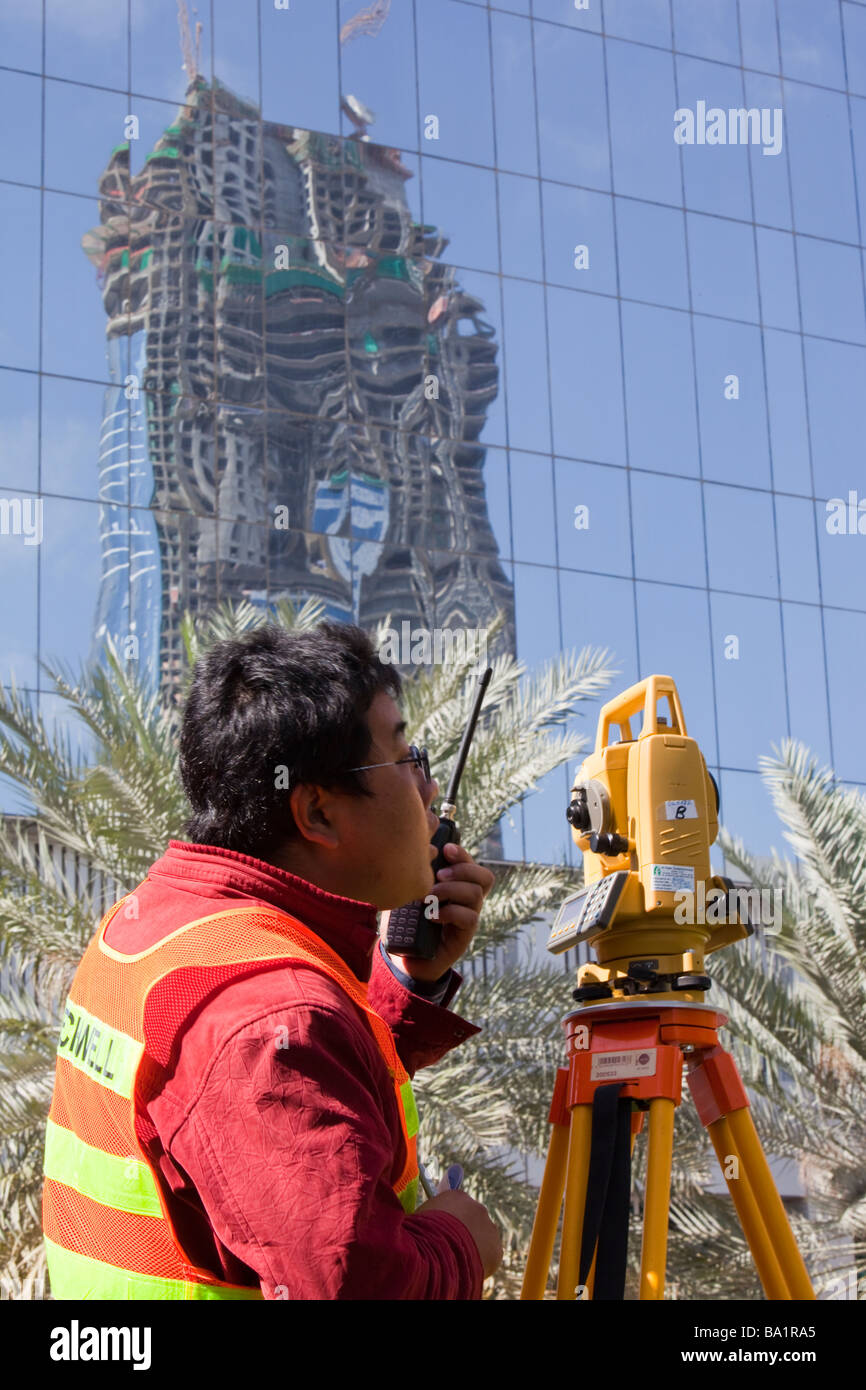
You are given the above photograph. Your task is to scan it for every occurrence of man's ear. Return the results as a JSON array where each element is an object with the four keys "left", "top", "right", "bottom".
[{"left": 289, "top": 783, "right": 340, "bottom": 849}]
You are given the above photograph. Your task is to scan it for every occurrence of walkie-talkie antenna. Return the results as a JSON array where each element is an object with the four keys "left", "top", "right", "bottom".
[{"left": 440, "top": 667, "right": 492, "bottom": 818}]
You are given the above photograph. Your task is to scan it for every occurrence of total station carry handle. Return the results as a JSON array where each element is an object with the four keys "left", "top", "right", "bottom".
[{"left": 594, "top": 675, "right": 687, "bottom": 753}]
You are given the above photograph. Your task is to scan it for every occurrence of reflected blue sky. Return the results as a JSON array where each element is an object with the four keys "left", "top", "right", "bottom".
[{"left": 1, "top": 0, "right": 866, "bottom": 867}]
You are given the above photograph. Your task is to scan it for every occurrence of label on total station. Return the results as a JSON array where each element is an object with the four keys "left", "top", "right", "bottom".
[
  {"left": 649, "top": 862, "right": 695, "bottom": 893},
  {"left": 591, "top": 1048, "right": 657, "bottom": 1081},
  {"left": 660, "top": 799, "right": 698, "bottom": 820}
]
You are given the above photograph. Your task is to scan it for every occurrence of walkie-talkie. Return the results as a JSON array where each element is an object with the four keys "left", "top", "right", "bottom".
[{"left": 385, "top": 666, "right": 493, "bottom": 960}]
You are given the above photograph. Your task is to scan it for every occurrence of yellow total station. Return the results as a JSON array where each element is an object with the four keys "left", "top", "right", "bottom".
[{"left": 551, "top": 674, "right": 751, "bottom": 1003}]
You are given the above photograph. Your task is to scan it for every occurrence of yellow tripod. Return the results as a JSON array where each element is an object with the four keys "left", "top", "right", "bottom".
[{"left": 520, "top": 998, "right": 815, "bottom": 1301}]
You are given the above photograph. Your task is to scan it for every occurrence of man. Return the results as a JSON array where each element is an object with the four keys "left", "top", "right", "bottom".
[{"left": 42, "top": 622, "right": 503, "bottom": 1299}]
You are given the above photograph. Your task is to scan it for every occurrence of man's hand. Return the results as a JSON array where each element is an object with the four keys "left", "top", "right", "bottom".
[
  {"left": 413, "top": 1189, "right": 502, "bottom": 1279},
  {"left": 382, "top": 841, "right": 494, "bottom": 983}
]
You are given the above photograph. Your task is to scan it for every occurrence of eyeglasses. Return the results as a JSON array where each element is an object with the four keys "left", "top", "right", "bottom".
[{"left": 346, "top": 744, "right": 432, "bottom": 784}]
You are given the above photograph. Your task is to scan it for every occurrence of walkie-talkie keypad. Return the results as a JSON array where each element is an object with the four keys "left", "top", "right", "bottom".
[{"left": 386, "top": 903, "right": 437, "bottom": 957}]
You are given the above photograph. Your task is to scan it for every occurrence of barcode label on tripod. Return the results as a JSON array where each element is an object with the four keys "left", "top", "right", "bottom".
[{"left": 591, "top": 1047, "right": 657, "bottom": 1080}]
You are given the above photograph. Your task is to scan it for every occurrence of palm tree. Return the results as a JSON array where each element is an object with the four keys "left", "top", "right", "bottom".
[{"left": 0, "top": 601, "right": 617, "bottom": 1298}]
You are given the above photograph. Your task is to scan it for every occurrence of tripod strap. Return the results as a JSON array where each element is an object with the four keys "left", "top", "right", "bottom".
[{"left": 577, "top": 1083, "right": 632, "bottom": 1300}]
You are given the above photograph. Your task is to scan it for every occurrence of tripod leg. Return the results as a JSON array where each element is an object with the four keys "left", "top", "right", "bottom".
[
  {"left": 726, "top": 1107, "right": 815, "bottom": 1300},
  {"left": 639, "top": 1097, "right": 675, "bottom": 1300},
  {"left": 521, "top": 1118, "right": 570, "bottom": 1300},
  {"left": 707, "top": 1116, "right": 790, "bottom": 1300},
  {"left": 556, "top": 1104, "right": 593, "bottom": 1300}
]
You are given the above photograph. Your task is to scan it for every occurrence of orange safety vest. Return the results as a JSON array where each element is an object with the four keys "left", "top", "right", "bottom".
[{"left": 42, "top": 896, "right": 420, "bottom": 1299}]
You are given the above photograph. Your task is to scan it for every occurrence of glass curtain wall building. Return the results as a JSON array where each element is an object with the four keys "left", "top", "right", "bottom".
[{"left": 1, "top": 0, "right": 866, "bottom": 871}]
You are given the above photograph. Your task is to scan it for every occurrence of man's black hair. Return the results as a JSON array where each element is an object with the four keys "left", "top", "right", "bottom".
[{"left": 179, "top": 622, "right": 402, "bottom": 859}]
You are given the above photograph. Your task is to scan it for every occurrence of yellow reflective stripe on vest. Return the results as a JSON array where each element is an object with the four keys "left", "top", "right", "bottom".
[
  {"left": 44, "top": 1118, "right": 162, "bottom": 1219},
  {"left": 44, "top": 1237, "right": 263, "bottom": 1301},
  {"left": 399, "top": 1177, "right": 420, "bottom": 1214},
  {"left": 399, "top": 1078, "right": 419, "bottom": 1136},
  {"left": 56, "top": 997, "right": 142, "bottom": 1099}
]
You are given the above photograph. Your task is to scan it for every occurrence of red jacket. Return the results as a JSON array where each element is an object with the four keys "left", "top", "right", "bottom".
[{"left": 103, "top": 840, "right": 485, "bottom": 1299}]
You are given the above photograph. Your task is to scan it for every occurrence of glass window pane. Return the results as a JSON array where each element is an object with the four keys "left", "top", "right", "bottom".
[
  {"left": 131, "top": 0, "right": 193, "bottom": 103},
  {"left": 688, "top": 213, "right": 759, "bottom": 323},
  {"left": 45, "top": 0, "right": 127, "bottom": 87},
  {"left": 0, "top": 4, "right": 42, "bottom": 70},
  {"left": 852, "top": 96, "right": 866, "bottom": 240},
  {"left": 483, "top": 444, "right": 512, "bottom": 562},
  {"left": 547, "top": 290, "right": 625, "bottom": 464},
  {"left": 441, "top": 267, "right": 506, "bottom": 447},
  {"left": 211, "top": 0, "right": 261, "bottom": 114},
  {"left": 261, "top": 0, "right": 339, "bottom": 130},
  {"left": 817, "top": 493, "right": 866, "bottom": 609},
  {"left": 676, "top": 57, "right": 753, "bottom": 221},
  {"left": 764, "top": 329, "right": 812, "bottom": 495},
  {"left": 510, "top": 452, "right": 555, "bottom": 565},
  {"left": 631, "top": 472, "right": 706, "bottom": 586},
  {"left": 777, "top": 0, "right": 845, "bottom": 88},
  {"left": 607, "top": 39, "right": 680, "bottom": 205},
  {"left": 711, "top": 593, "right": 787, "bottom": 770},
  {"left": 531, "top": 0, "right": 600, "bottom": 34},
  {"left": 603, "top": 0, "right": 671, "bottom": 48},
  {"left": 542, "top": 184, "right": 616, "bottom": 295},
  {"left": 805, "top": 338, "right": 866, "bottom": 501},
  {"left": 45, "top": 79, "right": 130, "bottom": 200},
  {"left": 40, "top": 376, "right": 111, "bottom": 504},
  {"left": 782, "top": 604, "right": 831, "bottom": 764},
  {"left": 775, "top": 496, "right": 820, "bottom": 604},
  {"left": 672, "top": 0, "right": 740, "bottom": 65},
  {"left": 39, "top": 497, "right": 102, "bottom": 673},
  {"left": 705, "top": 484, "right": 778, "bottom": 598},
  {"left": 128, "top": 95, "right": 197, "bottom": 188},
  {"left": 513, "top": 561, "right": 560, "bottom": 667},
  {"left": 491, "top": 12, "right": 538, "bottom": 177},
  {"left": 43, "top": 193, "right": 130, "bottom": 385},
  {"left": 554, "top": 457, "right": 632, "bottom": 578},
  {"left": 694, "top": 318, "right": 771, "bottom": 488},
  {"left": 429, "top": 548, "right": 514, "bottom": 640},
  {"left": 796, "top": 237, "right": 866, "bottom": 344},
  {"left": 502, "top": 278, "right": 551, "bottom": 453},
  {"left": 0, "top": 185, "right": 41, "bottom": 371},
  {"left": 622, "top": 302, "right": 699, "bottom": 477},
  {"left": 719, "top": 770, "right": 779, "bottom": 857},
  {"left": 740, "top": 0, "right": 781, "bottom": 74},
  {"left": 0, "top": 70, "right": 41, "bottom": 185},
  {"left": 559, "top": 572, "right": 639, "bottom": 716},
  {"left": 337, "top": 0, "right": 417, "bottom": 149},
  {"left": 824, "top": 609, "right": 866, "bottom": 780},
  {"left": 0, "top": 491, "right": 39, "bottom": 687},
  {"left": 416, "top": 0, "right": 495, "bottom": 168},
  {"left": 786, "top": 82, "right": 858, "bottom": 242},
  {"left": 524, "top": 767, "right": 576, "bottom": 867},
  {"left": 0, "top": 370, "right": 38, "bottom": 493},
  {"left": 420, "top": 158, "right": 499, "bottom": 274},
  {"left": 498, "top": 173, "right": 542, "bottom": 280},
  {"left": 745, "top": 72, "right": 792, "bottom": 230},
  {"left": 635, "top": 581, "right": 718, "bottom": 766},
  {"left": 756, "top": 228, "right": 799, "bottom": 332},
  {"left": 843, "top": 2, "right": 866, "bottom": 97},
  {"left": 616, "top": 198, "right": 689, "bottom": 310},
  {"left": 534, "top": 25, "right": 610, "bottom": 191}
]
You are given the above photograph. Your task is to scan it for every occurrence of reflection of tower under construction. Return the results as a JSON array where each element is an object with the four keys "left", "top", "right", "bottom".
[{"left": 83, "top": 77, "right": 514, "bottom": 692}]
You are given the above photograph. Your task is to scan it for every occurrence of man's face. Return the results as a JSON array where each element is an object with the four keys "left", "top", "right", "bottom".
[{"left": 337, "top": 690, "right": 440, "bottom": 909}]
